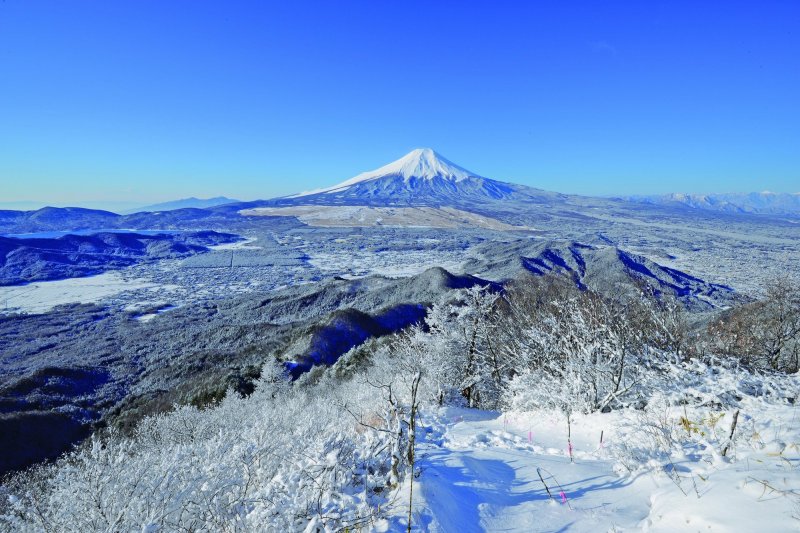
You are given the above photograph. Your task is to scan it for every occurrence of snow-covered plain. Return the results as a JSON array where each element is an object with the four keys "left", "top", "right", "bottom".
[
  {"left": 0, "top": 228, "right": 488, "bottom": 315},
  {"left": 241, "top": 205, "right": 531, "bottom": 231},
  {"left": 309, "top": 249, "right": 467, "bottom": 279},
  {"left": 0, "top": 271, "right": 161, "bottom": 314}
]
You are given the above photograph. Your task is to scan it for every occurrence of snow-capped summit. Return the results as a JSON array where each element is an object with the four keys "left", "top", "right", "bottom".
[
  {"left": 341, "top": 148, "right": 480, "bottom": 185},
  {"left": 291, "top": 148, "right": 483, "bottom": 198}
]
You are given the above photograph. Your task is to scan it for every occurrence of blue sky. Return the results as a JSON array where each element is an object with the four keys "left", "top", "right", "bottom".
[{"left": 1, "top": 1, "right": 798, "bottom": 208}]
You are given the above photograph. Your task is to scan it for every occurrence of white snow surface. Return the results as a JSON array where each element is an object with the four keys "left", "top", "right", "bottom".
[
  {"left": 241, "top": 205, "right": 530, "bottom": 231},
  {"left": 400, "top": 400, "right": 800, "bottom": 532},
  {"left": 290, "top": 148, "right": 482, "bottom": 197},
  {"left": 0, "top": 272, "right": 160, "bottom": 314}
]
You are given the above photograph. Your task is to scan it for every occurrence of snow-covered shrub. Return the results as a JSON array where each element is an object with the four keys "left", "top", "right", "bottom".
[
  {"left": 500, "top": 290, "right": 648, "bottom": 416},
  {"left": 609, "top": 358, "right": 797, "bottom": 477},
  {"left": 1, "top": 361, "right": 399, "bottom": 532}
]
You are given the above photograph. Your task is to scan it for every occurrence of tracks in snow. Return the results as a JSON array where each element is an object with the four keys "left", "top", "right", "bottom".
[{"left": 411, "top": 408, "right": 654, "bottom": 532}]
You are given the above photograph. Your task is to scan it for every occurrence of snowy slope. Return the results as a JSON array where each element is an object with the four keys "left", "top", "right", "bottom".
[{"left": 410, "top": 408, "right": 655, "bottom": 532}]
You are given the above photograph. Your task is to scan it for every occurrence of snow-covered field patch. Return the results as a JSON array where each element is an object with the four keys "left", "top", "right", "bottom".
[
  {"left": 208, "top": 236, "right": 261, "bottom": 250},
  {"left": 242, "top": 205, "right": 532, "bottom": 231},
  {"left": 0, "top": 272, "right": 158, "bottom": 314},
  {"left": 309, "top": 250, "right": 466, "bottom": 278}
]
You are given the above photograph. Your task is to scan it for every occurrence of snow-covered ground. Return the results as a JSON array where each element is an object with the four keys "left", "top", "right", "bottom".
[
  {"left": 242, "top": 205, "right": 531, "bottom": 231},
  {"left": 0, "top": 272, "right": 161, "bottom": 314},
  {"left": 398, "top": 400, "right": 799, "bottom": 532},
  {"left": 309, "top": 249, "right": 467, "bottom": 278},
  {"left": 409, "top": 408, "right": 653, "bottom": 532},
  {"left": 208, "top": 236, "right": 261, "bottom": 250}
]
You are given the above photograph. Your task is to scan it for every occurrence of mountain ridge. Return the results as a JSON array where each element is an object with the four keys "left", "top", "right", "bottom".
[
  {"left": 126, "top": 196, "right": 240, "bottom": 213},
  {"left": 626, "top": 191, "right": 800, "bottom": 217}
]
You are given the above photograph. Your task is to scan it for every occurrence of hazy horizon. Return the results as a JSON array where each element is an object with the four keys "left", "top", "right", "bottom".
[{"left": 3, "top": 147, "right": 799, "bottom": 213}]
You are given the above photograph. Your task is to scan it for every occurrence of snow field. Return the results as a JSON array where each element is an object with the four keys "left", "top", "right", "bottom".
[
  {"left": 0, "top": 271, "right": 160, "bottom": 314},
  {"left": 400, "top": 395, "right": 799, "bottom": 532}
]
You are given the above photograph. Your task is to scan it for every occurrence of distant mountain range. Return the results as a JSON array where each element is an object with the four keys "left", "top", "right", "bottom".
[
  {"left": 265, "top": 148, "right": 800, "bottom": 218},
  {"left": 0, "top": 206, "right": 121, "bottom": 234},
  {"left": 625, "top": 191, "right": 800, "bottom": 217},
  {"left": 0, "top": 201, "right": 146, "bottom": 213},
  {"left": 0, "top": 204, "right": 243, "bottom": 235},
  {"left": 125, "top": 196, "right": 239, "bottom": 213}
]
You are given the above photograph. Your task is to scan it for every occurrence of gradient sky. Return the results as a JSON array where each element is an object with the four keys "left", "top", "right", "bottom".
[{"left": 1, "top": 1, "right": 798, "bottom": 208}]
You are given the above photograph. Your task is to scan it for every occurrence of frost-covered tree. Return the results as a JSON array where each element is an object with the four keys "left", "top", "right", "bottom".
[
  {"left": 754, "top": 278, "right": 800, "bottom": 371},
  {"left": 500, "top": 277, "right": 649, "bottom": 416},
  {"left": 1, "top": 359, "right": 400, "bottom": 532},
  {"left": 710, "top": 277, "right": 800, "bottom": 372},
  {"left": 421, "top": 286, "right": 502, "bottom": 408}
]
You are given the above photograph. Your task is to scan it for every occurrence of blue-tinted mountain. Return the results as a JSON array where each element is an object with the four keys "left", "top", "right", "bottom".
[
  {"left": 128, "top": 196, "right": 240, "bottom": 213},
  {"left": 0, "top": 207, "right": 121, "bottom": 234},
  {"left": 0, "top": 231, "right": 239, "bottom": 285}
]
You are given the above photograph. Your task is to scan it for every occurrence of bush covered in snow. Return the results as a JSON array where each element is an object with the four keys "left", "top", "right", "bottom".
[{"left": 1, "top": 363, "right": 404, "bottom": 531}]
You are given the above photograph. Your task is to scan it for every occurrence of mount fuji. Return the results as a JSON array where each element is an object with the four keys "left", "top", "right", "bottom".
[{"left": 272, "top": 148, "right": 562, "bottom": 207}]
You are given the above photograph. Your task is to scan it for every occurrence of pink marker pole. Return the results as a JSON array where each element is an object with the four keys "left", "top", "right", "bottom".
[
  {"left": 559, "top": 491, "right": 567, "bottom": 504},
  {"left": 528, "top": 430, "right": 532, "bottom": 443}
]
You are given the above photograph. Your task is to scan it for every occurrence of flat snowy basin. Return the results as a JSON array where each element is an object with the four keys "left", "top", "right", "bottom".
[{"left": 0, "top": 272, "right": 158, "bottom": 315}]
